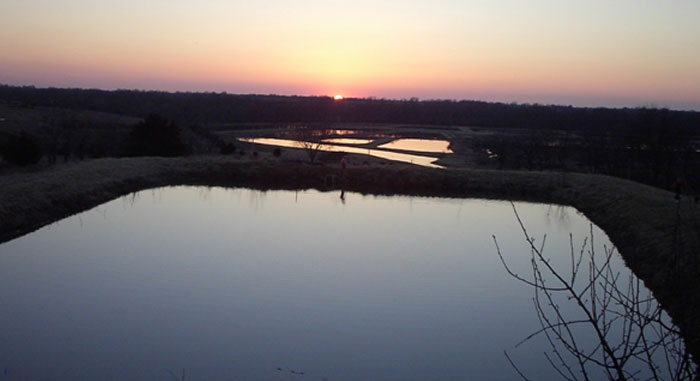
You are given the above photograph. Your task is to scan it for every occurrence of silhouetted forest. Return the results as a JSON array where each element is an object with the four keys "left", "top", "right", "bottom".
[
  {"left": 2, "top": 132, "right": 42, "bottom": 166},
  {"left": 2, "top": 85, "right": 699, "bottom": 130},
  {"left": 472, "top": 107, "right": 700, "bottom": 187}
]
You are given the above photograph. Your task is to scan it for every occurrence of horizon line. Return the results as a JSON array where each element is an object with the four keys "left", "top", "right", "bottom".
[{"left": 1, "top": 83, "right": 698, "bottom": 113}]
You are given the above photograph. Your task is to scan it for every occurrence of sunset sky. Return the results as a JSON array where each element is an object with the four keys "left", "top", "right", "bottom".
[{"left": 2, "top": 0, "right": 699, "bottom": 110}]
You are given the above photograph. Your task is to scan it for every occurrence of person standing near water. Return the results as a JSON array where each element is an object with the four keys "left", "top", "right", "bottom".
[
  {"left": 340, "top": 156, "right": 347, "bottom": 181},
  {"left": 340, "top": 157, "right": 347, "bottom": 203}
]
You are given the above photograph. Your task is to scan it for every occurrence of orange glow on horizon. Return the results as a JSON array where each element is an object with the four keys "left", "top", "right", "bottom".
[{"left": 2, "top": 1, "right": 699, "bottom": 109}]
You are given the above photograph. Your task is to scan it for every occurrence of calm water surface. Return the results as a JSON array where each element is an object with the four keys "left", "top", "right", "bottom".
[
  {"left": 239, "top": 138, "right": 445, "bottom": 168},
  {"left": 321, "top": 138, "right": 374, "bottom": 145},
  {"left": 0, "top": 187, "right": 668, "bottom": 380},
  {"left": 376, "top": 138, "right": 452, "bottom": 153}
]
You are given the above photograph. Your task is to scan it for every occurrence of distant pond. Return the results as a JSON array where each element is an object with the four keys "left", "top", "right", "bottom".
[
  {"left": 239, "top": 138, "right": 447, "bottom": 168},
  {"left": 0, "top": 187, "right": 689, "bottom": 380}
]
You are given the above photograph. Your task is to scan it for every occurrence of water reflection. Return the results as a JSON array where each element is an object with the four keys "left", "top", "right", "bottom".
[
  {"left": 544, "top": 203, "right": 572, "bottom": 230},
  {"left": 321, "top": 138, "right": 374, "bottom": 145},
  {"left": 0, "top": 187, "right": 678, "bottom": 380},
  {"left": 239, "top": 138, "right": 445, "bottom": 168},
  {"left": 377, "top": 138, "right": 453, "bottom": 153}
]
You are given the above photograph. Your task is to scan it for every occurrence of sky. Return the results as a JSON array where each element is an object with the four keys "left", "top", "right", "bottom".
[{"left": 1, "top": 0, "right": 699, "bottom": 110}]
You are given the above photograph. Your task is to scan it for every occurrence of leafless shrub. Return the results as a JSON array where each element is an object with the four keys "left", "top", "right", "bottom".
[
  {"left": 494, "top": 203, "right": 696, "bottom": 380},
  {"left": 286, "top": 127, "right": 330, "bottom": 163}
]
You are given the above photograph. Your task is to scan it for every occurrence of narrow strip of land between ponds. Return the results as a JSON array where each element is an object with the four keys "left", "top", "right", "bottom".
[{"left": 2, "top": 155, "right": 700, "bottom": 361}]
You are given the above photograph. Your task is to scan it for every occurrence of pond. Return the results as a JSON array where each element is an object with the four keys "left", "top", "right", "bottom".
[
  {"left": 0, "top": 187, "right": 687, "bottom": 380},
  {"left": 239, "top": 138, "right": 446, "bottom": 168}
]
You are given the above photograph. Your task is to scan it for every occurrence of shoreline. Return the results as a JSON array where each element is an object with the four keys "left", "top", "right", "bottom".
[{"left": 2, "top": 155, "right": 700, "bottom": 360}]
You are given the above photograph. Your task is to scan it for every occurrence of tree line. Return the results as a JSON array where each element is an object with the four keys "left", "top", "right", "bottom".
[
  {"left": 471, "top": 108, "right": 700, "bottom": 190},
  {"left": 1, "top": 85, "right": 699, "bottom": 131},
  {"left": 0, "top": 113, "right": 191, "bottom": 166}
]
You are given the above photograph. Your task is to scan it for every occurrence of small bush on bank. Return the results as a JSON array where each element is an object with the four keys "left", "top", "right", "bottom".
[
  {"left": 3, "top": 132, "right": 42, "bottom": 166},
  {"left": 220, "top": 143, "right": 236, "bottom": 155},
  {"left": 124, "top": 114, "right": 187, "bottom": 157}
]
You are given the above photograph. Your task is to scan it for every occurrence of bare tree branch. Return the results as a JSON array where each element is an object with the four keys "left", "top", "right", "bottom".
[{"left": 495, "top": 202, "right": 696, "bottom": 380}]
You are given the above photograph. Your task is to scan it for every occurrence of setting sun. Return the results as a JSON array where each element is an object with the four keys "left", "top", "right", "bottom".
[{"left": 334, "top": 95, "right": 344, "bottom": 100}]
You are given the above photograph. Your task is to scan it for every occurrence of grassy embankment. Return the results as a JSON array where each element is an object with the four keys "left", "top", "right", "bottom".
[{"left": 1, "top": 154, "right": 700, "bottom": 360}]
